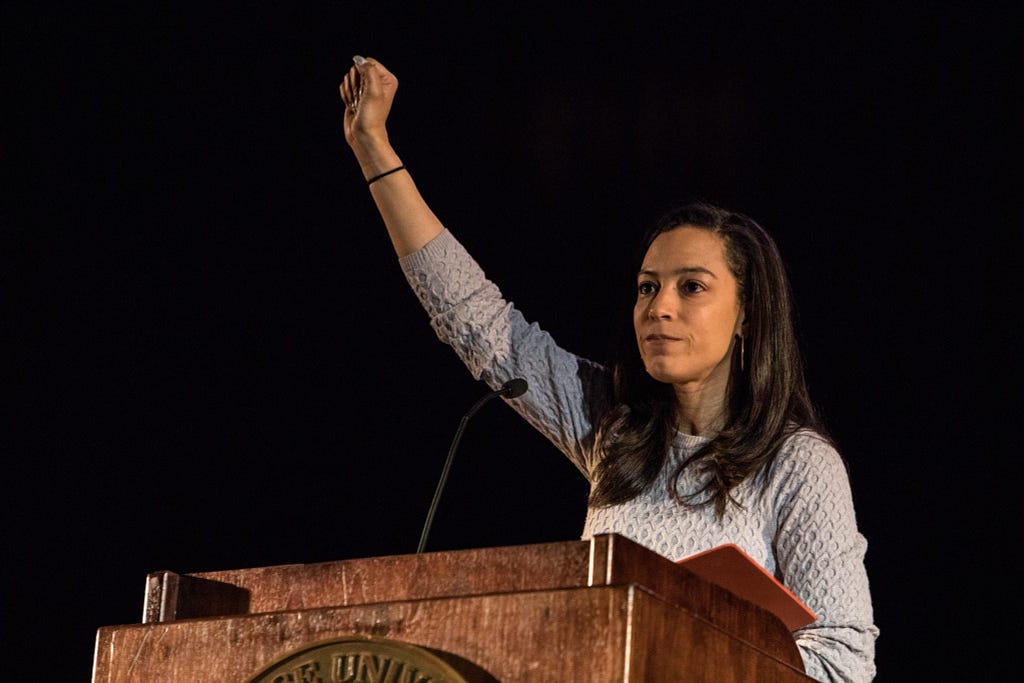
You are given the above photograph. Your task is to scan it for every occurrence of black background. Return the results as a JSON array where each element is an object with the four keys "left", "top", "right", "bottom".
[{"left": 6, "top": 1, "right": 1018, "bottom": 679}]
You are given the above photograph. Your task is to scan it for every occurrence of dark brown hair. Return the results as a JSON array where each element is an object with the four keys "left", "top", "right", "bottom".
[{"left": 590, "top": 201, "right": 829, "bottom": 516}]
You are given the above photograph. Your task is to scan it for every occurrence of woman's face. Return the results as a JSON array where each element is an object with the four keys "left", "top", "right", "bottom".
[{"left": 633, "top": 226, "right": 744, "bottom": 391}]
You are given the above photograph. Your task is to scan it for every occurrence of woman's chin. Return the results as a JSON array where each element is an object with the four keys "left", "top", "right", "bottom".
[{"left": 643, "top": 361, "right": 683, "bottom": 385}]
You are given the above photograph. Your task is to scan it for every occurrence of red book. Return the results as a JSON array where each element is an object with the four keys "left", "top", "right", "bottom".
[{"left": 677, "top": 543, "right": 817, "bottom": 631}]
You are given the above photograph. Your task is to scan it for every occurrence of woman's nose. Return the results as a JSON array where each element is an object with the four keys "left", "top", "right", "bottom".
[{"left": 648, "top": 290, "right": 674, "bottom": 319}]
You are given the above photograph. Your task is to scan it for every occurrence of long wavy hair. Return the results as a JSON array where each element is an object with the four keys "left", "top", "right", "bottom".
[{"left": 590, "top": 201, "right": 830, "bottom": 516}]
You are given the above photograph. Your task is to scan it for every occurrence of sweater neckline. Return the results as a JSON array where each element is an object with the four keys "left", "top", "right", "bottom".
[{"left": 672, "top": 430, "right": 710, "bottom": 450}]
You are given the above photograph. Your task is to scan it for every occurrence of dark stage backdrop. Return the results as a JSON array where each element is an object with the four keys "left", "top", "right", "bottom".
[{"left": 6, "top": 2, "right": 1016, "bottom": 680}]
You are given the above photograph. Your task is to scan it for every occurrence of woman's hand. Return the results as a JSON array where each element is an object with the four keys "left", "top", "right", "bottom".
[{"left": 339, "top": 56, "right": 398, "bottom": 152}]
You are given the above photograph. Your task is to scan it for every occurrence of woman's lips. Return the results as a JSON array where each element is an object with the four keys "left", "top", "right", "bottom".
[{"left": 643, "top": 334, "right": 682, "bottom": 352}]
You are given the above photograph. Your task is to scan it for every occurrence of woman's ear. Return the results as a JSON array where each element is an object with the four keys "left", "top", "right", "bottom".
[{"left": 734, "top": 309, "right": 747, "bottom": 335}]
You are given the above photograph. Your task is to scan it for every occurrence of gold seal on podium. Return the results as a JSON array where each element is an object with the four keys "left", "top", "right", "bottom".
[{"left": 248, "top": 636, "right": 471, "bottom": 683}]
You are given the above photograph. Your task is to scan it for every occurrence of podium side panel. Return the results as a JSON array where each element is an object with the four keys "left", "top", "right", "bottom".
[
  {"left": 605, "top": 534, "right": 803, "bottom": 669},
  {"left": 627, "top": 588, "right": 813, "bottom": 683}
]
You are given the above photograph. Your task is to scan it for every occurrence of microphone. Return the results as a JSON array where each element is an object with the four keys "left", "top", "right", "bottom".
[{"left": 416, "top": 378, "right": 529, "bottom": 554}]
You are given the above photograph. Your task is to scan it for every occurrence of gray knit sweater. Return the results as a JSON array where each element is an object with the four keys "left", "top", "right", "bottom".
[{"left": 400, "top": 230, "right": 878, "bottom": 682}]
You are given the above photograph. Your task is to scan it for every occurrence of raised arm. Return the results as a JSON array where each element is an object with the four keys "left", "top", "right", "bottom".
[{"left": 339, "top": 56, "right": 443, "bottom": 257}]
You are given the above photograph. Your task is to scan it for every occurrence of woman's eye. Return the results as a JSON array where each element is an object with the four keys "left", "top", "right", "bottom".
[
  {"left": 637, "top": 281, "right": 656, "bottom": 296},
  {"left": 681, "top": 280, "right": 706, "bottom": 294}
]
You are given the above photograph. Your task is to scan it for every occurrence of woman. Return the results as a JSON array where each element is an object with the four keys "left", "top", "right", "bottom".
[{"left": 339, "top": 55, "right": 878, "bottom": 682}]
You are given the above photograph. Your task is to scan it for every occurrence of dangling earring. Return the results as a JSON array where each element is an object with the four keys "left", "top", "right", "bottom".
[{"left": 740, "top": 335, "right": 746, "bottom": 372}]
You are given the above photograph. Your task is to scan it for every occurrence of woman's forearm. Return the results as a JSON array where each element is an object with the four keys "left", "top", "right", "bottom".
[{"left": 340, "top": 57, "right": 444, "bottom": 258}]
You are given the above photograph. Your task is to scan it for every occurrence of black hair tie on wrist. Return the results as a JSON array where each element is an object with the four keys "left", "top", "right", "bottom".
[{"left": 366, "top": 165, "right": 406, "bottom": 185}]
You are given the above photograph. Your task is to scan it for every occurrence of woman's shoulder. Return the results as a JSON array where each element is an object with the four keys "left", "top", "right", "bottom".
[{"left": 768, "top": 429, "right": 849, "bottom": 484}]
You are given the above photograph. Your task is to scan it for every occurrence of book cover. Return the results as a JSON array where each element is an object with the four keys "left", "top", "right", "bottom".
[{"left": 676, "top": 543, "right": 816, "bottom": 631}]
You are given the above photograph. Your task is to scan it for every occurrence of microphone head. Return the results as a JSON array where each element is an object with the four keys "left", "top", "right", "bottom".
[{"left": 501, "top": 378, "right": 528, "bottom": 399}]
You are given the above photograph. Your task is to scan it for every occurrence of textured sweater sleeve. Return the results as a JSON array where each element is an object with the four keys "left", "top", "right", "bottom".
[
  {"left": 398, "top": 229, "right": 612, "bottom": 476},
  {"left": 770, "top": 435, "right": 879, "bottom": 682}
]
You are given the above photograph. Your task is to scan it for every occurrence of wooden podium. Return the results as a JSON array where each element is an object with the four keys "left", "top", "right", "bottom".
[{"left": 92, "top": 534, "right": 813, "bottom": 681}]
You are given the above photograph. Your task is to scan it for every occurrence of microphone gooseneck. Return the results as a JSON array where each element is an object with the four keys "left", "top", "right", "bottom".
[{"left": 416, "top": 378, "right": 529, "bottom": 554}]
